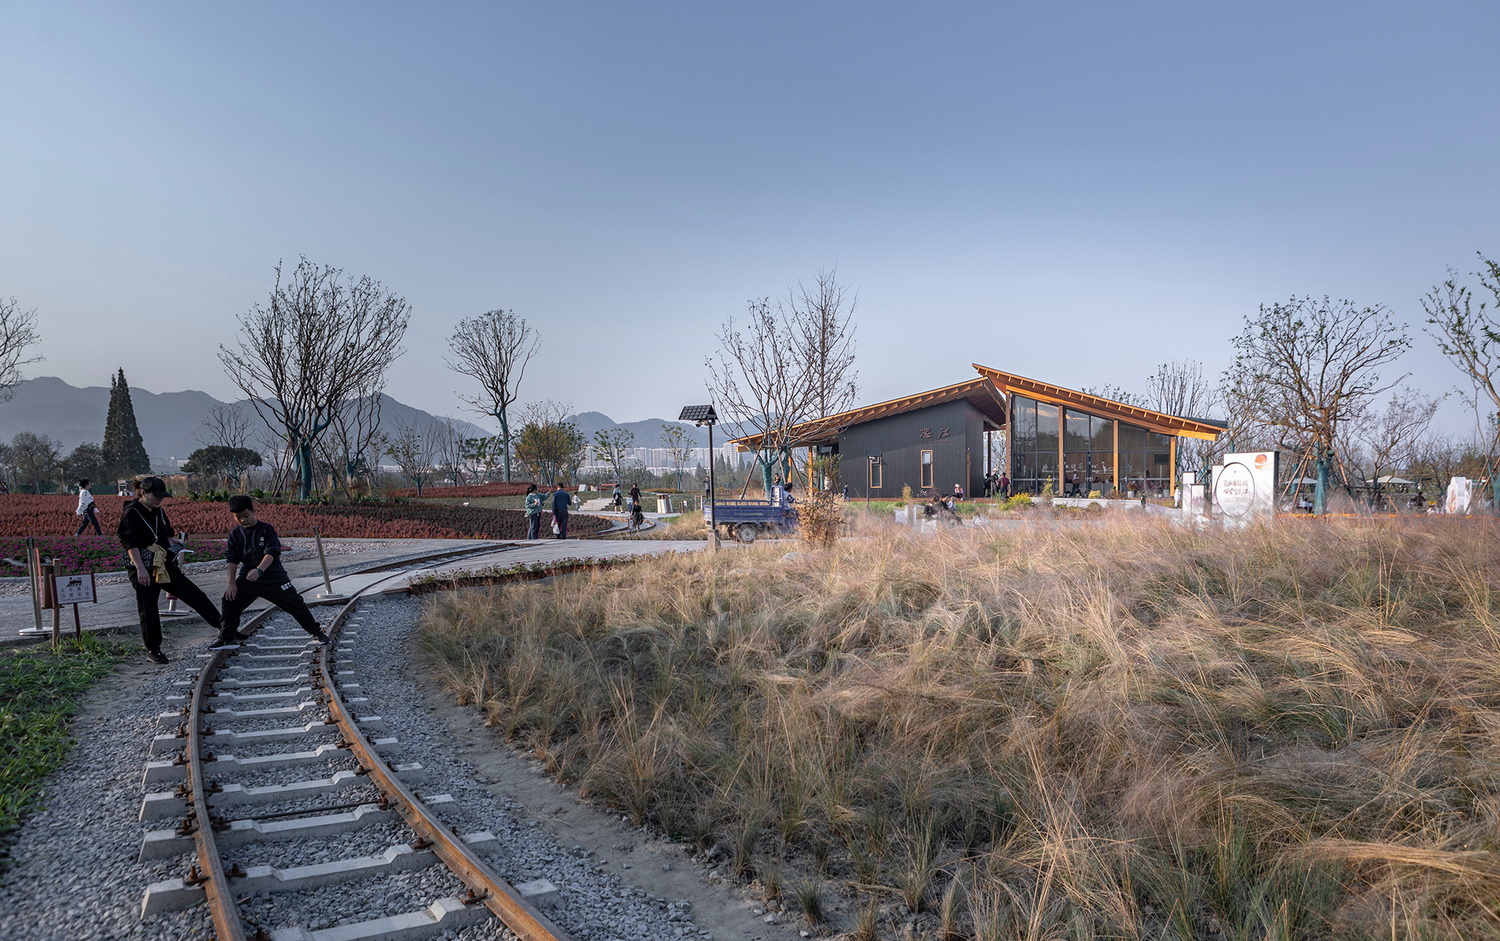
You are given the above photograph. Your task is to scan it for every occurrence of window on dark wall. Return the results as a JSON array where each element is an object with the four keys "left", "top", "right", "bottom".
[
  {"left": 869, "top": 461, "right": 883, "bottom": 489},
  {"left": 920, "top": 450, "right": 933, "bottom": 490}
]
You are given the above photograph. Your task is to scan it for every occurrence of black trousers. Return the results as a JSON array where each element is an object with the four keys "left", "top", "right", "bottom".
[
  {"left": 74, "top": 505, "right": 101, "bottom": 535},
  {"left": 132, "top": 568, "right": 221, "bottom": 653},
  {"left": 221, "top": 577, "right": 321, "bottom": 637},
  {"left": 553, "top": 510, "right": 569, "bottom": 538}
]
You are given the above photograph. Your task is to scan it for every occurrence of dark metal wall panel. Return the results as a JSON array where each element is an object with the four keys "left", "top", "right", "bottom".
[{"left": 838, "top": 400, "right": 984, "bottom": 499}]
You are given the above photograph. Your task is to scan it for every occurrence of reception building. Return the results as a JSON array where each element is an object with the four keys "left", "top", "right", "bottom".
[{"left": 729, "top": 363, "right": 1225, "bottom": 499}]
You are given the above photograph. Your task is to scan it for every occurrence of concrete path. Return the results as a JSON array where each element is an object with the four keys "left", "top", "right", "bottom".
[{"left": 3, "top": 536, "right": 706, "bottom": 647}]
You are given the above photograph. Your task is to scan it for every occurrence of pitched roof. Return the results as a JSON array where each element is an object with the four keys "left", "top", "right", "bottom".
[
  {"left": 727, "top": 365, "right": 1227, "bottom": 451},
  {"left": 971, "top": 364, "right": 1225, "bottom": 441},
  {"left": 728, "top": 377, "right": 1006, "bottom": 451}
]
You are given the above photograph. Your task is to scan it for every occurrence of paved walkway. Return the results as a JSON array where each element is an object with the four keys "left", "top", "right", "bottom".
[{"left": 3, "top": 535, "right": 706, "bottom": 647}]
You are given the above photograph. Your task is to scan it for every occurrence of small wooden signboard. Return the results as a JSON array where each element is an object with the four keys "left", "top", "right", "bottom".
[{"left": 51, "top": 571, "right": 96, "bottom": 642}]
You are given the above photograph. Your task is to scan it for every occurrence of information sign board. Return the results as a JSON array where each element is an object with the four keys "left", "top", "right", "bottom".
[{"left": 53, "top": 572, "right": 96, "bottom": 606}]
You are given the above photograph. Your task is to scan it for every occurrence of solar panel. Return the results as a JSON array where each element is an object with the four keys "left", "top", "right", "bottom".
[{"left": 678, "top": 405, "right": 717, "bottom": 423}]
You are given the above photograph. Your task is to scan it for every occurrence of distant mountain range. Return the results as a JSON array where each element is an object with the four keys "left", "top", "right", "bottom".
[{"left": 0, "top": 377, "right": 710, "bottom": 471}]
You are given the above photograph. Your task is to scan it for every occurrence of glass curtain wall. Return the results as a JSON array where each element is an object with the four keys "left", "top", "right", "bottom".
[
  {"left": 1011, "top": 393, "right": 1171, "bottom": 498},
  {"left": 1063, "top": 409, "right": 1116, "bottom": 495},
  {"left": 1010, "top": 395, "right": 1058, "bottom": 495},
  {"left": 1117, "top": 424, "right": 1174, "bottom": 496}
]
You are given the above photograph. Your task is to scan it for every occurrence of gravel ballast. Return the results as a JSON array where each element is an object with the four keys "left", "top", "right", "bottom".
[{"left": 0, "top": 592, "right": 771, "bottom": 941}]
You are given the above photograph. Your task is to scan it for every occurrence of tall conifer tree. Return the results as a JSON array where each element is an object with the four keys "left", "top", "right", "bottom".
[{"left": 102, "top": 368, "right": 150, "bottom": 478}]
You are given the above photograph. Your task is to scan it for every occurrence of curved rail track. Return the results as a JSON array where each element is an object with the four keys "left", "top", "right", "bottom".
[{"left": 136, "top": 543, "right": 577, "bottom": 941}]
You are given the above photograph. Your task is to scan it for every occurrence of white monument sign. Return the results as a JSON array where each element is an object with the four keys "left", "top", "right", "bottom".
[
  {"left": 1446, "top": 476, "right": 1475, "bottom": 516},
  {"left": 1212, "top": 451, "right": 1279, "bottom": 526}
]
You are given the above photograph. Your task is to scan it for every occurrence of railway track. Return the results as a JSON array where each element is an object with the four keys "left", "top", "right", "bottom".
[{"left": 135, "top": 544, "right": 575, "bottom": 941}]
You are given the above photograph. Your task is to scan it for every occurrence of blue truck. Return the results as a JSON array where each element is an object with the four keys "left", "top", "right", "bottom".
[{"left": 704, "top": 498, "right": 798, "bottom": 543}]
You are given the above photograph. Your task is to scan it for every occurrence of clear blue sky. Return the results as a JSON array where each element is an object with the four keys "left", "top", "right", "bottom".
[{"left": 3, "top": 1, "right": 1496, "bottom": 439}]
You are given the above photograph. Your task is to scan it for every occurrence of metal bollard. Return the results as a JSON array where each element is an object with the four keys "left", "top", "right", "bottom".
[{"left": 313, "top": 527, "right": 347, "bottom": 601}]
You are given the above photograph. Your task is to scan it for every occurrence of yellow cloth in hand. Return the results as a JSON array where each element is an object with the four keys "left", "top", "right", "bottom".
[{"left": 144, "top": 543, "right": 171, "bottom": 584}]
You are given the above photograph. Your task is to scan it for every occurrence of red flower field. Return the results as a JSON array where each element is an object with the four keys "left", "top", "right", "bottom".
[{"left": 0, "top": 495, "right": 609, "bottom": 574}]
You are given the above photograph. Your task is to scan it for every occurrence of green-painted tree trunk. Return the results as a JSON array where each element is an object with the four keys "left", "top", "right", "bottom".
[{"left": 1314, "top": 449, "right": 1330, "bottom": 516}]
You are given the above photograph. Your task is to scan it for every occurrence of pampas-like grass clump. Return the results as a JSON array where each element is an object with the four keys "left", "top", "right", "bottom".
[{"left": 418, "top": 515, "right": 1500, "bottom": 939}]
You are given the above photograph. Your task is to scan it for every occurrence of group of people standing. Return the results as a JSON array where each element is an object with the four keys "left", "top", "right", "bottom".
[
  {"left": 981, "top": 472, "right": 1011, "bottom": 498},
  {"left": 523, "top": 482, "right": 580, "bottom": 539},
  {"left": 116, "top": 477, "right": 328, "bottom": 665}
]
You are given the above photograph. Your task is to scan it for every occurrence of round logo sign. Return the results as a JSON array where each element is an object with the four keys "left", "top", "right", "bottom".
[{"left": 1213, "top": 462, "right": 1256, "bottom": 518}]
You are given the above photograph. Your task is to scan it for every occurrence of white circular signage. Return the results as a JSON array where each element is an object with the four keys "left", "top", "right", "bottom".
[{"left": 1213, "top": 462, "right": 1256, "bottom": 517}]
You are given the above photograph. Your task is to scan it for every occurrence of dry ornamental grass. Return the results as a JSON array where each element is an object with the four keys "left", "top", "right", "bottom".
[{"left": 418, "top": 514, "right": 1500, "bottom": 940}]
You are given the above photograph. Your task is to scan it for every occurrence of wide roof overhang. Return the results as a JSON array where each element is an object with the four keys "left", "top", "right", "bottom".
[
  {"left": 729, "top": 377, "right": 1007, "bottom": 452},
  {"left": 727, "top": 365, "right": 1227, "bottom": 451},
  {"left": 972, "top": 364, "right": 1226, "bottom": 441}
]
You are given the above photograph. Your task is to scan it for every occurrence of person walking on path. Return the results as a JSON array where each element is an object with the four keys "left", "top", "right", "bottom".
[
  {"left": 217, "top": 495, "right": 329, "bottom": 648},
  {"left": 73, "top": 478, "right": 101, "bottom": 535},
  {"left": 612, "top": 484, "right": 623, "bottom": 511},
  {"left": 629, "top": 483, "right": 641, "bottom": 510},
  {"left": 550, "top": 482, "right": 573, "bottom": 538},
  {"left": 524, "top": 483, "right": 544, "bottom": 539},
  {"left": 117, "top": 476, "right": 224, "bottom": 664}
]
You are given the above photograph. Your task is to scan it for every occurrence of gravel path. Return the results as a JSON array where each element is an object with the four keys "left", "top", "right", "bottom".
[{"left": 0, "top": 592, "right": 764, "bottom": 941}]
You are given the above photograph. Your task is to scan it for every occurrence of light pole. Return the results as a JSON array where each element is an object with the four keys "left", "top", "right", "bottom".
[{"left": 679, "top": 405, "right": 719, "bottom": 552}]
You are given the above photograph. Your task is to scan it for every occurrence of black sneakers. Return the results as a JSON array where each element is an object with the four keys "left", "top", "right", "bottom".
[
  {"left": 310, "top": 629, "right": 331, "bottom": 645},
  {"left": 207, "top": 639, "right": 241, "bottom": 651},
  {"left": 146, "top": 650, "right": 169, "bottom": 664}
]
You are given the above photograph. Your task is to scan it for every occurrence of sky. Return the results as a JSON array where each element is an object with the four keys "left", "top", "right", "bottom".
[{"left": 2, "top": 1, "right": 1497, "bottom": 441}]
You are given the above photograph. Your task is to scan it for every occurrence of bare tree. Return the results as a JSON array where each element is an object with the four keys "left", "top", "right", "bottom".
[
  {"left": 1351, "top": 387, "right": 1444, "bottom": 508},
  {"left": 1230, "top": 296, "right": 1410, "bottom": 512},
  {"left": 427, "top": 418, "right": 465, "bottom": 487},
  {"left": 788, "top": 268, "right": 859, "bottom": 419},
  {"left": 1423, "top": 254, "right": 1500, "bottom": 508},
  {"left": 1145, "top": 360, "right": 1224, "bottom": 477},
  {"left": 0, "top": 297, "right": 42, "bottom": 404},
  {"left": 220, "top": 258, "right": 410, "bottom": 499},
  {"left": 197, "top": 402, "right": 257, "bottom": 451},
  {"left": 387, "top": 422, "right": 437, "bottom": 496},
  {"left": 708, "top": 271, "right": 860, "bottom": 496},
  {"left": 593, "top": 427, "right": 636, "bottom": 484},
  {"left": 318, "top": 387, "right": 387, "bottom": 499},
  {"left": 660, "top": 423, "right": 694, "bottom": 490},
  {"left": 446, "top": 310, "right": 540, "bottom": 482}
]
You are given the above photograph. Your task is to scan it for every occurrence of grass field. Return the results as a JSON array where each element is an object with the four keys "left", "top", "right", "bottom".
[
  {"left": 0, "top": 636, "right": 124, "bottom": 865},
  {"left": 419, "top": 513, "right": 1500, "bottom": 940}
]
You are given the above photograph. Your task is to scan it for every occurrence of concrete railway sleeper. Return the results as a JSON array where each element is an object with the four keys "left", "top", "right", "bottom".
[{"left": 135, "top": 547, "right": 574, "bottom": 941}]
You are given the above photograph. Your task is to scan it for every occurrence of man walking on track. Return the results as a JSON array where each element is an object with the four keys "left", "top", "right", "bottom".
[{"left": 217, "top": 495, "right": 330, "bottom": 648}]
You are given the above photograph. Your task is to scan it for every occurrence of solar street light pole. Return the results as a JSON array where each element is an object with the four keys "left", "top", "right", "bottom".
[{"left": 679, "top": 405, "right": 719, "bottom": 552}]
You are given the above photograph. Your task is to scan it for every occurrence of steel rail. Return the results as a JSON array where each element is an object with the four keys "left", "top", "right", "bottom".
[
  {"left": 180, "top": 541, "right": 523, "bottom": 941},
  {"left": 184, "top": 602, "right": 283, "bottom": 941},
  {"left": 187, "top": 547, "right": 576, "bottom": 940},
  {"left": 315, "top": 578, "right": 574, "bottom": 941}
]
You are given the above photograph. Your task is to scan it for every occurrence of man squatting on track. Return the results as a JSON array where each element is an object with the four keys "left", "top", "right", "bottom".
[{"left": 217, "top": 495, "right": 330, "bottom": 648}]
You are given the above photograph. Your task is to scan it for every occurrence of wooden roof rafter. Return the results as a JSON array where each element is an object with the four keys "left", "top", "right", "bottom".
[{"left": 971, "top": 363, "right": 1224, "bottom": 441}]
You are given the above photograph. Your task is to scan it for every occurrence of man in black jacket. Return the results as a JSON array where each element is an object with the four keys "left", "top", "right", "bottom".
[
  {"left": 117, "top": 476, "right": 224, "bottom": 664},
  {"left": 218, "top": 495, "right": 330, "bottom": 647}
]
